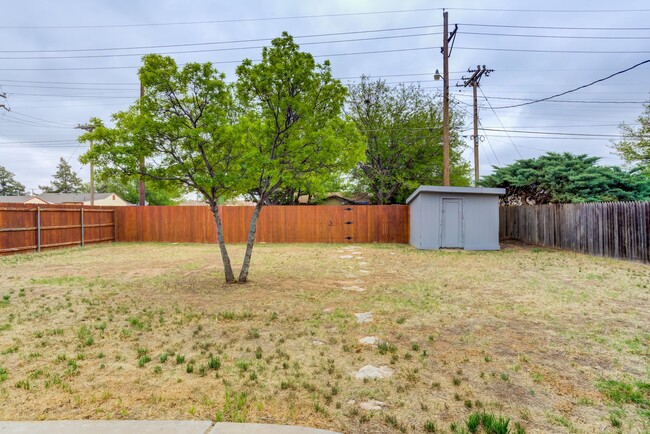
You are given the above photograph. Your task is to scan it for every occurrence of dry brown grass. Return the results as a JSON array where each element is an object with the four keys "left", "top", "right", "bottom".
[{"left": 0, "top": 242, "right": 648, "bottom": 434}]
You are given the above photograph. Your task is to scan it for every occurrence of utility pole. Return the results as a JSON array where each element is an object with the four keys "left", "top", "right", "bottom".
[
  {"left": 462, "top": 65, "right": 493, "bottom": 185},
  {"left": 75, "top": 123, "right": 96, "bottom": 205},
  {"left": 441, "top": 11, "right": 457, "bottom": 186},
  {"left": 138, "top": 81, "right": 146, "bottom": 206}
]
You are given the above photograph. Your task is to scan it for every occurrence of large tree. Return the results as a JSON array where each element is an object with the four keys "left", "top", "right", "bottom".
[
  {"left": 235, "top": 32, "right": 364, "bottom": 281},
  {"left": 39, "top": 157, "right": 84, "bottom": 193},
  {"left": 80, "top": 34, "right": 363, "bottom": 284},
  {"left": 481, "top": 152, "right": 650, "bottom": 204},
  {"left": 80, "top": 54, "right": 245, "bottom": 282},
  {"left": 0, "top": 165, "right": 26, "bottom": 196},
  {"left": 611, "top": 101, "right": 650, "bottom": 173},
  {"left": 347, "top": 77, "right": 470, "bottom": 204}
]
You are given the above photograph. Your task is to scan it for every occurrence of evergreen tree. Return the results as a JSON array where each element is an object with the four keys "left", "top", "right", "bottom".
[
  {"left": 39, "top": 158, "right": 84, "bottom": 193},
  {"left": 0, "top": 165, "right": 26, "bottom": 196},
  {"left": 481, "top": 152, "right": 650, "bottom": 204}
]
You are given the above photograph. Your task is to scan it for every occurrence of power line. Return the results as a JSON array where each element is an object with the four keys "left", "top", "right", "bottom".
[
  {"left": 492, "top": 59, "right": 650, "bottom": 109},
  {"left": 459, "top": 23, "right": 650, "bottom": 31},
  {"left": 448, "top": 7, "right": 650, "bottom": 13},
  {"left": 0, "top": 8, "right": 441, "bottom": 29},
  {"left": 0, "top": 32, "right": 440, "bottom": 60},
  {"left": 456, "top": 46, "right": 650, "bottom": 54},
  {"left": 0, "top": 25, "right": 436, "bottom": 54},
  {"left": 455, "top": 94, "right": 646, "bottom": 104},
  {"left": 0, "top": 46, "right": 440, "bottom": 71},
  {"left": 479, "top": 128, "right": 633, "bottom": 138},
  {"left": 460, "top": 31, "right": 650, "bottom": 40},
  {"left": 477, "top": 87, "right": 522, "bottom": 158}
]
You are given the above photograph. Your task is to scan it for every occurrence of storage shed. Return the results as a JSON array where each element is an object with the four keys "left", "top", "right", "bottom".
[{"left": 406, "top": 186, "right": 505, "bottom": 250}]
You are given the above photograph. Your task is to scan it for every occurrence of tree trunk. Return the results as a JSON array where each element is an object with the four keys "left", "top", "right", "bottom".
[
  {"left": 209, "top": 202, "right": 236, "bottom": 283},
  {"left": 238, "top": 201, "right": 264, "bottom": 283}
]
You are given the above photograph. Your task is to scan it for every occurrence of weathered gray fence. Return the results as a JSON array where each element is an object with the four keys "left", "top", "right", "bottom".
[{"left": 500, "top": 202, "right": 650, "bottom": 263}]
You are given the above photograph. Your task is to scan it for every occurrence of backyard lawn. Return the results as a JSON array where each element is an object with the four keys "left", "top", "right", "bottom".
[{"left": 0, "top": 242, "right": 648, "bottom": 433}]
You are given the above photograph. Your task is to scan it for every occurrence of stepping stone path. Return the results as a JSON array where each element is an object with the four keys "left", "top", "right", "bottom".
[
  {"left": 354, "top": 365, "right": 394, "bottom": 379},
  {"left": 338, "top": 247, "right": 369, "bottom": 292},
  {"left": 355, "top": 312, "right": 372, "bottom": 323},
  {"left": 359, "top": 400, "right": 387, "bottom": 411},
  {"left": 358, "top": 336, "right": 378, "bottom": 345}
]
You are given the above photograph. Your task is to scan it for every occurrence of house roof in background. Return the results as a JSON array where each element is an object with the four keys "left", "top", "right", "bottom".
[
  {"left": 37, "top": 193, "right": 119, "bottom": 203},
  {"left": 0, "top": 195, "right": 43, "bottom": 203}
]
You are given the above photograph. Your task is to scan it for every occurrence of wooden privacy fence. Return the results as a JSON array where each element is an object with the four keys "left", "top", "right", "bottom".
[
  {"left": 500, "top": 202, "right": 650, "bottom": 263},
  {"left": 0, "top": 204, "right": 116, "bottom": 255},
  {"left": 114, "top": 205, "right": 409, "bottom": 244}
]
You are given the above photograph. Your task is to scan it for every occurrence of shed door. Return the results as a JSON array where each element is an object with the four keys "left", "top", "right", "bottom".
[{"left": 441, "top": 198, "right": 463, "bottom": 248}]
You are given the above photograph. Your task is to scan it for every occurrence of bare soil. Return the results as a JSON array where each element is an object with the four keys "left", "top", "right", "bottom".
[{"left": 0, "top": 242, "right": 648, "bottom": 433}]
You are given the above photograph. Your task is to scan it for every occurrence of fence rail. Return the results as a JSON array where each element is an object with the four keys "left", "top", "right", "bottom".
[
  {"left": 500, "top": 202, "right": 650, "bottom": 263},
  {"left": 114, "top": 205, "right": 409, "bottom": 244},
  {"left": 0, "top": 204, "right": 116, "bottom": 255}
]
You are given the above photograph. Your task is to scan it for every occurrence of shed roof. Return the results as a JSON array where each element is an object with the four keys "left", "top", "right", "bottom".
[{"left": 406, "top": 186, "right": 505, "bottom": 204}]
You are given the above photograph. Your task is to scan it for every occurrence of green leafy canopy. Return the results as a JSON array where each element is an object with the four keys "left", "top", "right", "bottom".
[{"left": 482, "top": 152, "right": 650, "bottom": 204}]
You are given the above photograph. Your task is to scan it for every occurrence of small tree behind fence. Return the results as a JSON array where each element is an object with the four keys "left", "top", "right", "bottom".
[{"left": 500, "top": 202, "right": 650, "bottom": 263}]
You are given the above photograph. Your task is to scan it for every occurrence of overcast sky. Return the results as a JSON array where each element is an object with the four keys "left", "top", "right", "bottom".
[{"left": 1, "top": 0, "right": 649, "bottom": 193}]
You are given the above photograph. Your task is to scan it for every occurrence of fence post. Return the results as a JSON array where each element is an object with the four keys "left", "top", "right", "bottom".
[
  {"left": 81, "top": 208, "right": 85, "bottom": 248},
  {"left": 37, "top": 207, "right": 41, "bottom": 253}
]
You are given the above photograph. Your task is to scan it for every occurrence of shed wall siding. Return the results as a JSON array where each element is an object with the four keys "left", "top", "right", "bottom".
[{"left": 409, "top": 191, "right": 501, "bottom": 251}]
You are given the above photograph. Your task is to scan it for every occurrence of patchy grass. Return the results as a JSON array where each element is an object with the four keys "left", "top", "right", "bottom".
[{"left": 0, "top": 242, "right": 649, "bottom": 433}]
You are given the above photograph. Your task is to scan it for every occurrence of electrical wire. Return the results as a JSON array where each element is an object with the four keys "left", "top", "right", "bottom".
[
  {"left": 0, "top": 8, "right": 442, "bottom": 29},
  {"left": 476, "top": 87, "right": 522, "bottom": 158},
  {"left": 492, "top": 59, "right": 650, "bottom": 109},
  {"left": 459, "top": 23, "right": 650, "bottom": 31},
  {"left": 0, "top": 32, "right": 440, "bottom": 60},
  {"left": 0, "top": 25, "right": 437, "bottom": 54}
]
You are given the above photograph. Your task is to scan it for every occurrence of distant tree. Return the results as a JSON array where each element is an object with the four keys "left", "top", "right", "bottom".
[
  {"left": 611, "top": 101, "right": 650, "bottom": 174},
  {"left": 95, "top": 177, "right": 181, "bottom": 205},
  {"left": 39, "top": 157, "right": 84, "bottom": 193},
  {"left": 347, "top": 77, "right": 470, "bottom": 204},
  {"left": 0, "top": 165, "right": 26, "bottom": 196},
  {"left": 481, "top": 152, "right": 650, "bottom": 204},
  {"left": 235, "top": 33, "right": 364, "bottom": 281}
]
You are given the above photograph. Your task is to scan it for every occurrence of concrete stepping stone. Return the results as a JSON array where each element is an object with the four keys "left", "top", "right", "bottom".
[
  {"left": 354, "top": 365, "right": 394, "bottom": 379},
  {"left": 358, "top": 336, "right": 379, "bottom": 345},
  {"left": 354, "top": 312, "right": 372, "bottom": 323},
  {"left": 339, "top": 255, "right": 354, "bottom": 259},
  {"left": 359, "top": 400, "right": 387, "bottom": 411},
  {"left": 342, "top": 286, "right": 366, "bottom": 292}
]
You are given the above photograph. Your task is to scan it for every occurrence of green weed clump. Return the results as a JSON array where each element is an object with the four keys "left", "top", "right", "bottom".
[
  {"left": 451, "top": 411, "right": 525, "bottom": 434},
  {"left": 597, "top": 379, "right": 650, "bottom": 407},
  {"left": 214, "top": 389, "right": 248, "bottom": 423},
  {"left": 77, "top": 326, "right": 94, "bottom": 347}
]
